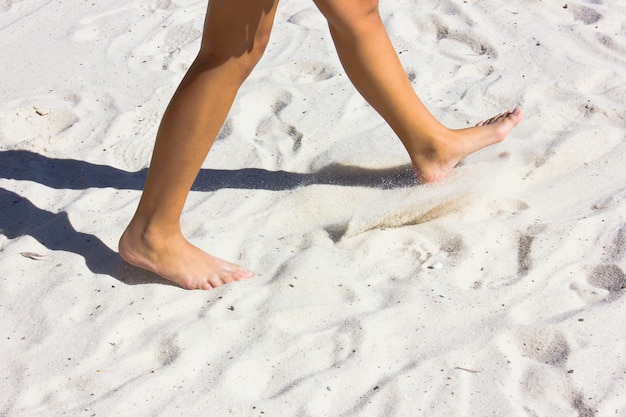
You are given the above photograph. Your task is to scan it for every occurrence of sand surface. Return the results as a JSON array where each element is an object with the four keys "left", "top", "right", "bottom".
[{"left": 1, "top": 0, "right": 625, "bottom": 415}]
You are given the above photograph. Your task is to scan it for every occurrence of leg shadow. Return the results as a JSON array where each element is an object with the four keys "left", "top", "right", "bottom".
[
  {"left": 0, "top": 150, "right": 417, "bottom": 287},
  {"left": 0, "top": 149, "right": 147, "bottom": 190},
  {"left": 0, "top": 188, "right": 172, "bottom": 287},
  {"left": 0, "top": 149, "right": 418, "bottom": 191}
]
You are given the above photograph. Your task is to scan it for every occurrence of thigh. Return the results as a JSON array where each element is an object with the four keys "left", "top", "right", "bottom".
[{"left": 200, "top": 0, "right": 281, "bottom": 58}]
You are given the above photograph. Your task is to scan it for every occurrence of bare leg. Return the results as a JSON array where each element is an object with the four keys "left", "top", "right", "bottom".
[
  {"left": 313, "top": 0, "right": 522, "bottom": 183},
  {"left": 119, "top": 0, "right": 280, "bottom": 290}
]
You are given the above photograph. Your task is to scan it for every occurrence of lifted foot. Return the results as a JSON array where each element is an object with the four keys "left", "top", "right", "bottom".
[{"left": 411, "top": 108, "right": 523, "bottom": 183}]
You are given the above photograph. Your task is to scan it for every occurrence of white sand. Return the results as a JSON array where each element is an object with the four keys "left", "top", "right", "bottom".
[{"left": 1, "top": 0, "right": 625, "bottom": 415}]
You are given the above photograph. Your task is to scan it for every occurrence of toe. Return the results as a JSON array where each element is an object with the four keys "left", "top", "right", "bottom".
[
  {"left": 208, "top": 278, "right": 223, "bottom": 289},
  {"left": 199, "top": 280, "right": 214, "bottom": 290}
]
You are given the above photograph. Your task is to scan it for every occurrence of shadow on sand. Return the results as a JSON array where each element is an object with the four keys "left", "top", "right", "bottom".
[
  {"left": 0, "top": 149, "right": 416, "bottom": 191},
  {"left": 0, "top": 150, "right": 417, "bottom": 285}
]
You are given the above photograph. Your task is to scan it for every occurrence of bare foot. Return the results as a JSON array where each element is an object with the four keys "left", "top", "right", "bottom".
[
  {"left": 118, "top": 223, "right": 253, "bottom": 290},
  {"left": 410, "top": 108, "right": 523, "bottom": 183}
]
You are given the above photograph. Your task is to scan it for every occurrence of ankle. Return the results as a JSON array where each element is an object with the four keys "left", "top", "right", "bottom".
[
  {"left": 404, "top": 126, "right": 456, "bottom": 162},
  {"left": 122, "top": 216, "right": 182, "bottom": 248}
]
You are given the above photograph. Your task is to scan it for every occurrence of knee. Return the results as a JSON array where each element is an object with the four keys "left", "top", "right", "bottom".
[
  {"left": 196, "top": 26, "right": 272, "bottom": 79},
  {"left": 316, "top": 0, "right": 380, "bottom": 31}
]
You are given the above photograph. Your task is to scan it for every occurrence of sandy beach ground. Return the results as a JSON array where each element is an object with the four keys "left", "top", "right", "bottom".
[{"left": 1, "top": 0, "right": 625, "bottom": 415}]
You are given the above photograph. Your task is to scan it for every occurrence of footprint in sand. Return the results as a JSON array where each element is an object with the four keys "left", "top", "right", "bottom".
[
  {"left": 143, "top": 0, "right": 175, "bottom": 13},
  {"left": 275, "top": 61, "right": 338, "bottom": 84},
  {"left": 513, "top": 325, "right": 599, "bottom": 416},
  {"left": 606, "top": 224, "right": 626, "bottom": 262},
  {"left": 255, "top": 91, "right": 305, "bottom": 154},
  {"left": 157, "top": 336, "right": 182, "bottom": 367},
  {"left": 159, "top": 23, "right": 202, "bottom": 71},
  {"left": 515, "top": 223, "right": 547, "bottom": 277},
  {"left": 413, "top": 5, "right": 497, "bottom": 61},
  {"left": 0, "top": 91, "right": 121, "bottom": 157},
  {"left": 516, "top": 234, "right": 533, "bottom": 277},
  {"left": 595, "top": 33, "right": 626, "bottom": 63},
  {"left": 569, "top": 4, "right": 602, "bottom": 25},
  {"left": 71, "top": 0, "right": 176, "bottom": 43},
  {"left": 162, "top": 23, "right": 202, "bottom": 52},
  {"left": 436, "top": 21, "right": 497, "bottom": 59},
  {"left": 70, "top": 6, "right": 136, "bottom": 43},
  {"left": 0, "top": 95, "right": 79, "bottom": 147},
  {"left": 441, "top": 233, "right": 464, "bottom": 255},
  {"left": 592, "top": 187, "right": 626, "bottom": 211},
  {"left": 216, "top": 118, "right": 233, "bottom": 141},
  {"left": 70, "top": 2, "right": 200, "bottom": 73},
  {"left": 587, "top": 264, "right": 626, "bottom": 295},
  {"left": 515, "top": 326, "right": 570, "bottom": 365},
  {"left": 110, "top": 106, "right": 161, "bottom": 170},
  {"left": 0, "top": 0, "right": 22, "bottom": 12},
  {"left": 585, "top": 224, "right": 626, "bottom": 296},
  {"left": 286, "top": 6, "right": 326, "bottom": 29}
]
